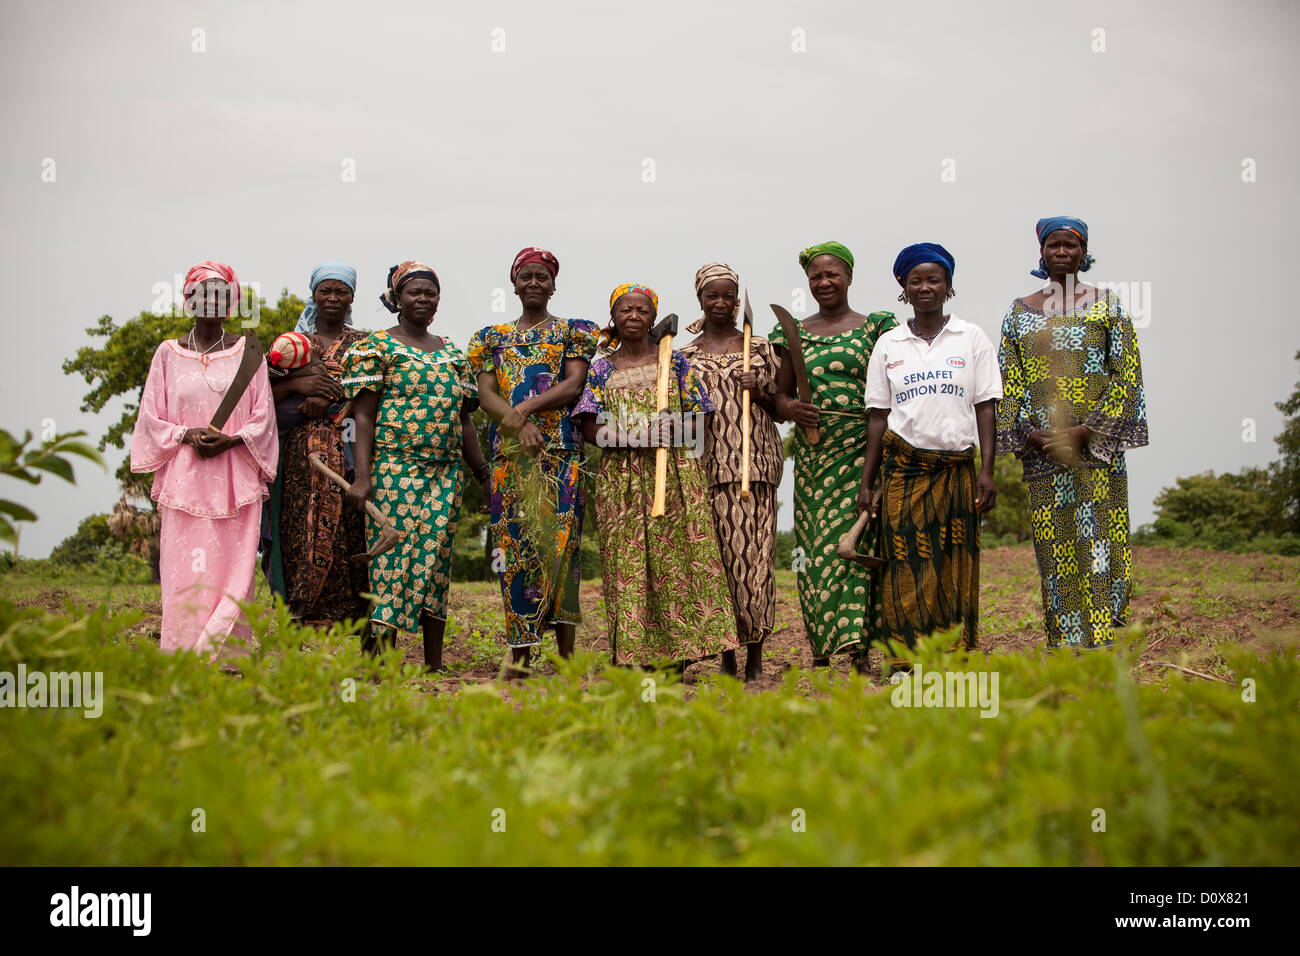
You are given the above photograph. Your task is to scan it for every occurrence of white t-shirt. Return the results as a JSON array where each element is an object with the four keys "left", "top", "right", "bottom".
[{"left": 864, "top": 316, "right": 1002, "bottom": 451}]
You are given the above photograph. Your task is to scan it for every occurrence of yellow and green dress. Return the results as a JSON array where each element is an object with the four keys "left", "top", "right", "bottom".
[
  {"left": 995, "top": 290, "right": 1148, "bottom": 649},
  {"left": 466, "top": 318, "right": 600, "bottom": 648},
  {"left": 341, "top": 330, "right": 476, "bottom": 634},
  {"left": 770, "top": 312, "right": 896, "bottom": 659}
]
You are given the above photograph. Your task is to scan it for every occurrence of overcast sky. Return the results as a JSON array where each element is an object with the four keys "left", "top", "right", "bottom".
[{"left": 3, "top": 0, "right": 1297, "bottom": 556}]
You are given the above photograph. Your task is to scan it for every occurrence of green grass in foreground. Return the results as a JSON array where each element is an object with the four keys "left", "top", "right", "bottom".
[{"left": 0, "top": 597, "right": 1297, "bottom": 865}]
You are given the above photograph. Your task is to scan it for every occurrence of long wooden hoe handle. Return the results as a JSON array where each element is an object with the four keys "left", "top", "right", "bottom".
[
  {"left": 651, "top": 333, "right": 672, "bottom": 518},
  {"left": 740, "top": 322, "right": 752, "bottom": 501}
]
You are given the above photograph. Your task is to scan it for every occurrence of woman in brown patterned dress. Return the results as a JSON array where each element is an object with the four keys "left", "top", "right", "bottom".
[
  {"left": 263, "top": 263, "right": 369, "bottom": 626},
  {"left": 680, "top": 263, "right": 784, "bottom": 682}
]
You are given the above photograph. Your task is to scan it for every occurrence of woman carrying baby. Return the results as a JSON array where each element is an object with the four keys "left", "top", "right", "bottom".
[{"left": 262, "top": 262, "right": 370, "bottom": 626}]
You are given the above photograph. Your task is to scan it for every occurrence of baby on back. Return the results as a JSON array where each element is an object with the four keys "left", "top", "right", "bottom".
[{"left": 268, "top": 331, "right": 351, "bottom": 429}]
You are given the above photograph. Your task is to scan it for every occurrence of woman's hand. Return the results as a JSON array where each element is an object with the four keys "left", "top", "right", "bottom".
[
  {"left": 783, "top": 399, "right": 821, "bottom": 429},
  {"left": 297, "top": 373, "right": 343, "bottom": 401},
  {"left": 517, "top": 421, "right": 545, "bottom": 451},
  {"left": 975, "top": 471, "right": 997, "bottom": 515},
  {"left": 189, "top": 430, "right": 241, "bottom": 458},
  {"left": 736, "top": 369, "right": 759, "bottom": 394},
  {"left": 477, "top": 475, "right": 492, "bottom": 513},
  {"left": 299, "top": 395, "right": 332, "bottom": 419},
  {"left": 856, "top": 486, "right": 882, "bottom": 519},
  {"left": 347, "top": 475, "right": 372, "bottom": 511},
  {"left": 1041, "top": 425, "right": 1088, "bottom": 465},
  {"left": 501, "top": 406, "right": 528, "bottom": 435}
]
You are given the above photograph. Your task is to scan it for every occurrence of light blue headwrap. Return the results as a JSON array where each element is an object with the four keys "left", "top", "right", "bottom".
[
  {"left": 1030, "top": 217, "right": 1095, "bottom": 279},
  {"left": 295, "top": 262, "right": 358, "bottom": 332}
]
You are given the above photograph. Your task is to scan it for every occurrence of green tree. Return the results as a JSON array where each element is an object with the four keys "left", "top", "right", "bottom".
[
  {"left": 49, "top": 513, "right": 113, "bottom": 565},
  {"left": 1270, "top": 349, "right": 1300, "bottom": 535},
  {"left": 1151, "top": 469, "right": 1282, "bottom": 540},
  {"left": 62, "top": 290, "right": 305, "bottom": 496}
]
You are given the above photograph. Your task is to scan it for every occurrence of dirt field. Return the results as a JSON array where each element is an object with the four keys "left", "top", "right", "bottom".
[{"left": 7, "top": 544, "right": 1297, "bottom": 690}]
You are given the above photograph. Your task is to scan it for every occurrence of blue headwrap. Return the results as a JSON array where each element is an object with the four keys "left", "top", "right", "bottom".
[
  {"left": 295, "top": 262, "right": 358, "bottom": 333},
  {"left": 893, "top": 242, "right": 956, "bottom": 286},
  {"left": 1031, "top": 217, "right": 1095, "bottom": 279}
]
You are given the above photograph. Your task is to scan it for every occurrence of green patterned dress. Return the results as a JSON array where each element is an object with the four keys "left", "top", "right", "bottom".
[
  {"left": 770, "top": 312, "right": 897, "bottom": 658},
  {"left": 341, "top": 331, "right": 476, "bottom": 634},
  {"left": 995, "top": 290, "right": 1148, "bottom": 649},
  {"left": 572, "top": 353, "right": 738, "bottom": 666}
]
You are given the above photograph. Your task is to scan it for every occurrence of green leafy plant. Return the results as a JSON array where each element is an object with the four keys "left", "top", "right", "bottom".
[
  {"left": 2, "top": 593, "right": 1297, "bottom": 865},
  {"left": 0, "top": 428, "right": 104, "bottom": 549}
]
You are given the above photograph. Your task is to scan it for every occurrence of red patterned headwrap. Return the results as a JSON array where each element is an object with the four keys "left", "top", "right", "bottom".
[
  {"left": 182, "top": 260, "right": 240, "bottom": 317},
  {"left": 510, "top": 247, "right": 559, "bottom": 283}
]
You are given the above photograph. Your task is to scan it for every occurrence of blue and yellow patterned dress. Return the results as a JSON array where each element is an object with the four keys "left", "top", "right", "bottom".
[
  {"left": 466, "top": 318, "right": 599, "bottom": 647},
  {"left": 341, "top": 330, "right": 476, "bottom": 634},
  {"left": 995, "top": 289, "right": 1148, "bottom": 649}
]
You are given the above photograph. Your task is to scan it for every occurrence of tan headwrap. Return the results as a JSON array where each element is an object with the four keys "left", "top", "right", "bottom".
[{"left": 688, "top": 262, "right": 741, "bottom": 333}]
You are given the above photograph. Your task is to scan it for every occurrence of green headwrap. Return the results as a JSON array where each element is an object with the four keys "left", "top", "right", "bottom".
[{"left": 798, "top": 241, "right": 854, "bottom": 273}]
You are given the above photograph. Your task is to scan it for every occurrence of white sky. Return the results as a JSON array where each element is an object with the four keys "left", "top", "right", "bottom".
[{"left": 3, "top": 0, "right": 1298, "bottom": 556}]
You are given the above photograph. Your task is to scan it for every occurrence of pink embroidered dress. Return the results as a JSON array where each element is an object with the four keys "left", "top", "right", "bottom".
[{"left": 130, "top": 337, "right": 278, "bottom": 660}]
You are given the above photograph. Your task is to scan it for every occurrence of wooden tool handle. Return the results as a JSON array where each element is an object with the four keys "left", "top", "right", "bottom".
[
  {"left": 652, "top": 335, "right": 672, "bottom": 518},
  {"left": 309, "top": 454, "right": 393, "bottom": 531},
  {"left": 740, "top": 392, "right": 751, "bottom": 500},
  {"left": 844, "top": 508, "right": 871, "bottom": 546},
  {"left": 741, "top": 324, "right": 752, "bottom": 500}
]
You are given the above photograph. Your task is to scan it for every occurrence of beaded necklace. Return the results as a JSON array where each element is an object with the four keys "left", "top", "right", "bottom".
[
  {"left": 187, "top": 329, "right": 232, "bottom": 391},
  {"left": 908, "top": 317, "right": 950, "bottom": 342}
]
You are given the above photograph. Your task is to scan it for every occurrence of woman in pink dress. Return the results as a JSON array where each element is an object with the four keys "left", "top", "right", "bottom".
[{"left": 130, "top": 261, "right": 278, "bottom": 663}]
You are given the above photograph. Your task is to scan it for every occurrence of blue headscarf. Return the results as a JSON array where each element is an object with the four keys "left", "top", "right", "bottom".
[
  {"left": 1031, "top": 217, "right": 1095, "bottom": 279},
  {"left": 295, "top": 262, "right": 358, "bottom": 333},
  {"left": 893, "top": 242, "right": 956, "bottom": 286}
]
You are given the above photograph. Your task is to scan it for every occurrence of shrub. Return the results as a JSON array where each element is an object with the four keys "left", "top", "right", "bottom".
[
  {"left": 981, "top": 453, "right": 1031, "bottom": 543},
  {"left": 1152, "top": 469, "right": 1283, "bottom": 539}
]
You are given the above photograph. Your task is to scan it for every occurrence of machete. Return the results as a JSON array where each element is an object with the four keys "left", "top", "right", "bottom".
[
  {"left": 208, "top": 329, "right": 266, "bottom": 432},
  {"left": 769, "top": 304, "right": 820, "bottom": 444}
]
